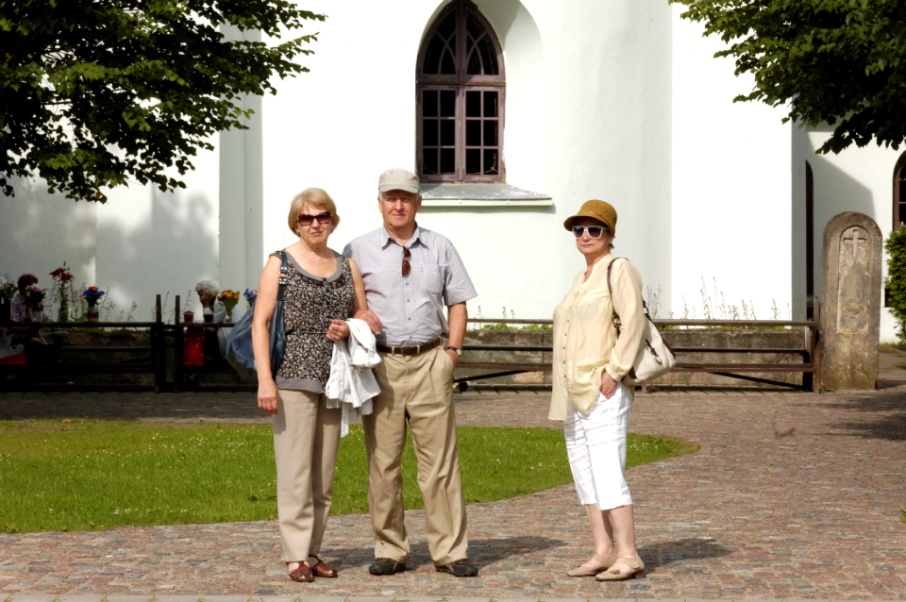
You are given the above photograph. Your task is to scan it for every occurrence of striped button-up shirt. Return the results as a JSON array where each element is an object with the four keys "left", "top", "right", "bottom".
[{"left": 343, "top": 226, "right": 477, "bottom": 346}]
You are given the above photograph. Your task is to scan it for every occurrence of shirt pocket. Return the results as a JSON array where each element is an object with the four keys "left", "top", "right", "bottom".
[{"left": 410, "top": 264, "right": 445, "bottom": 294}]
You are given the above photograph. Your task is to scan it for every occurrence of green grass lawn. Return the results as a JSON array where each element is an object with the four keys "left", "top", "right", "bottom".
[{"left": 0, "top": 419, "right": 697, "bottom": 533}]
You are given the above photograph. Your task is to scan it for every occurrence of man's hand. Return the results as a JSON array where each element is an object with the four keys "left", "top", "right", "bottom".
[
  {"left": 446, "top": 348, "right": 460, "bottom": 367},
  {"left": 354, "top": 308, "right": 382, "bottom": 334}
]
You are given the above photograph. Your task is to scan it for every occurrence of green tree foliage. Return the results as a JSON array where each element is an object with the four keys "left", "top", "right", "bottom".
[
  {"left": 670, "top": 0, "right": 906, "bottom": 155},
  {"left": 885, "top": 223, "right": 906, "bottom": 342},
  {"left": 0, "top": 0, "right": 325, "bottom": 202}
]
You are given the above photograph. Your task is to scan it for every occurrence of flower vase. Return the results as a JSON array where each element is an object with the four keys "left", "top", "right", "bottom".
[
  {"left": 0, "top": 298, "right": 9, "bottom": 324},
  {"left": 224, "top": 307, "right": 233, "bottom": 324},
  {"left": 31, "top": 309, "right": 44, "bottom": 323},
  {"left": 86, "top": 302, "right": 99, "bottom": 322},
  {"left": 57, "top": 300, "right": 69, "bottom": 323}
]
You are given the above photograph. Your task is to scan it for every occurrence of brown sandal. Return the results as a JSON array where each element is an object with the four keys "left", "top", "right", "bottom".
[
  {"left": 288, "top": 562, "right": 313, "bottom": 582},
  {"left": 309, "top": 556, "right": 338, "bottom": 578}
]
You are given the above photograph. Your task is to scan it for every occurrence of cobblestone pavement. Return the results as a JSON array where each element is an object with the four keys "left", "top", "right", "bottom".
[{"left": 0, "top": 354, "right": 904, "bottom": 601}]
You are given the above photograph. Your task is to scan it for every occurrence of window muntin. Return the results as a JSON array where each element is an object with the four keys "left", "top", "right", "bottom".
[{"left": 417, "top": 0, "right": 504, "bottom": 182}]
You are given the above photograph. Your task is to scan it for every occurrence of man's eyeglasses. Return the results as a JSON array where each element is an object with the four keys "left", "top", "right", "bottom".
[
  {"left": 572, "top": 225, "right": 606, "bottom": 239},
  {"left": 402, "top": 246, "right": 411, "bottom": 277},
  {"left": 297, "top": 211, "right": 332, "bottom": 226}
]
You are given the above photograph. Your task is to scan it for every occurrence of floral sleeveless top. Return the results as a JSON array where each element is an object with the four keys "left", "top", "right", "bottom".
[{"left": 275, "top": 251, "right": 355, "bottom": 392}]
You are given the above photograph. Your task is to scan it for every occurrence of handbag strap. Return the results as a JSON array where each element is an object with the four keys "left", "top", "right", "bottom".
[
  {"left": 275, "top": 250, "right": 289, "bottom": 301},
  {"left": 606, "top": 257, "right": 651, "bottom": 336},
  {"left": 606, "top": 257, "right": 624, "bottom": 337}
]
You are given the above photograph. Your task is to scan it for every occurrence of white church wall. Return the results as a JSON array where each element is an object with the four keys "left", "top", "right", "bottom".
[
  {"left": 0, "top": 179, "right": 98, "bottom": 297},
  {"left": 516, "top": 1, "right": 674, "bottom": 319},
  {"left": 18, "top": 0, "right": 894, "bottom": 340},
  {"left": 801, "top": 128, "right": 903, "bottom": 341},
  {"left": 233, "top": 0, "right": 670, "bottom": 318},
  {"left": 95, "top": 143, "right": 221, "bottom": 320},
  {"left": 0, "top": 146, "right": 219, "bottom": 322},
  {"left": 670, "top": 7, "right": 793, "bottom": 320}
]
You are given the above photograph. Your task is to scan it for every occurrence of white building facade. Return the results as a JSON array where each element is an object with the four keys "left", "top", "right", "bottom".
[{"left": 2, "top": 1, "right": 904, "bottom": 339}]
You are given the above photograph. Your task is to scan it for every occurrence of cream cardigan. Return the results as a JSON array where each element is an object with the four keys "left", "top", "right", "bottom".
[{"left": 548, "top": 255, "right": 646, "bottom": 421}]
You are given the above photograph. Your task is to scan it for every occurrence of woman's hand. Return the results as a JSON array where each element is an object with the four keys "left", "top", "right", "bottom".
[
  {"left": 600, "top": 371, "right": 619, "bottom": 399},
  {"left": 258, "top": 380, "right": 279, "bottom": 415},
  {"left": 326, "top": 319, "right": 350, "bottom": 342}
]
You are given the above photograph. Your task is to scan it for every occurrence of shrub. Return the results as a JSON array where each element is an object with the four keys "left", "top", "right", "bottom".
[{"left": 885, "top": 227, "right": 906, "bottom": 342}]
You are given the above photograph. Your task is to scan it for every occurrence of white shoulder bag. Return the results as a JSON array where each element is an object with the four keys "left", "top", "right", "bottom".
[{"left": 606, "top": 258, "right": 676, "bottom": 383}]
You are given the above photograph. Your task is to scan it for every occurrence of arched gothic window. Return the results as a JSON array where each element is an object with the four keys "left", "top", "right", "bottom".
[
  {"left": 894, "top": 152, "right": 906, "bottom": 229},
  {"left": 417, "top": 0, "right": 505, "bottom": 182}
]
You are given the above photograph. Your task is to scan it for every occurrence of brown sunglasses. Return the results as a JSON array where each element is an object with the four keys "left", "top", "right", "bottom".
[{"left": 298, "top": 211, "right": 332, "bottom": 226}]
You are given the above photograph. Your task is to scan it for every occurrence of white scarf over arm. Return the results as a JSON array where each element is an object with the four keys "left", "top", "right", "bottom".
[{"left": 325, "top": 318, "right": 381, "bottom": 436}]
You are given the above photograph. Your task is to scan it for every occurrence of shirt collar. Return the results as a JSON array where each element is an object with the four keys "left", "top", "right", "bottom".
[{"left": 381, "top": 224, "right": 425, "bottom": 249}]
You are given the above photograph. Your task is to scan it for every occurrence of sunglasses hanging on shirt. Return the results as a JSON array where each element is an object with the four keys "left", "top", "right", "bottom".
[{"left": 402, "top": 246, "right": 411, "bottom": 276}]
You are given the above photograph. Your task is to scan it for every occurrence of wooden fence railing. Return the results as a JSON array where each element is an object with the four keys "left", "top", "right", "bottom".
[{"left": 1, "top": 297, "right": 821, "bottom": 393}]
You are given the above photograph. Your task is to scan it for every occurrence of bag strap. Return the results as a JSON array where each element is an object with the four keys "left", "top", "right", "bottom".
[
  {"left": 606, "top": 257, "right": 652, "bottom": 336},
  {"left": 606, "top": 257, "right": 624, "bottom": 337},
  {"left": 275, "top": 250, "right": 288, "bottom": 303}
]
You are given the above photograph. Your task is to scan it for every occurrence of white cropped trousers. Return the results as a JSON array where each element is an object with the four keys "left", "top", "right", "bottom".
[{"left": 564, "top": 383, "right": 633, "bottom": 510}]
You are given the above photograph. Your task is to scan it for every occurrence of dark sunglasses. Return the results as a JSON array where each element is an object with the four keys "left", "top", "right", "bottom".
[
  {"left": 402, "top": 246, "right": 411, "bottom": 277},
  {"left": 572, "top": 225, "right": 606, "bottom": 239},
  {"left": 297, "top": 211, "right": 332, "bottom": 226}
]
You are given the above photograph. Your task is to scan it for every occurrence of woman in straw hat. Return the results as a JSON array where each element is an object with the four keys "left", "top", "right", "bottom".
[{"left": 549, "top": 199, "right": 647, "bottom": 581}]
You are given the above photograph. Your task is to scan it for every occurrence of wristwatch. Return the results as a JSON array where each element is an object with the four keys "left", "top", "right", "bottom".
[{"left": 446, "top": 346, "right": 462, "bottom": 356}]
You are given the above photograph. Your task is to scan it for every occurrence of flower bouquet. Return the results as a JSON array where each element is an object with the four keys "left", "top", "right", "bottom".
[
  {"left": 0, "top": 276, "right": 15, "bottom": 323},
  {"left": 50, "top": 264, "right": 74, "bottom": 322},
  {"left": 26, "top": 285, "right": 45, "bottom": 321},
  {"left": 0, "top": 276, "right": 16, "bottom": 301},
  {"left": 219, "top": 289, "right": 240, "bottom": 322},
  {"left": 243, "top": 288, "right": 257, "bottom": 309},
  {"left": 82, "top": 286, "right": 105, "bottom": 321}
]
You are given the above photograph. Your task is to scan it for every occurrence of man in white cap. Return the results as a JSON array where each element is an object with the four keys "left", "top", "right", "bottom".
[{"left": 343, "top": 168, "right": 479, "bottom": 577}]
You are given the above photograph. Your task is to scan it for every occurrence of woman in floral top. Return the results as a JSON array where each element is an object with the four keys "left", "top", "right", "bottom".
[{"left": 252, "top": 188, "right": 369, "bottom": 583}]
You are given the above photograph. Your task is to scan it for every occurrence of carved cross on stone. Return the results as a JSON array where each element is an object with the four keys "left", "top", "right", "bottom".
[{"left": 843, "top": 229, "right": 867, "bottom": 258}]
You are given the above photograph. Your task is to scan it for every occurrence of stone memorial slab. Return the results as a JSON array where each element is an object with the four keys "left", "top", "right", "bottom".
[{"left": 819, "top": 212, "right": 882, "bottom": 390}]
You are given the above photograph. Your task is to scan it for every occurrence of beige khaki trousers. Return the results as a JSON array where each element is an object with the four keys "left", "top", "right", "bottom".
[
  {"left": 272, "top": 388, "right": 342, "bottom": 563},
  {"left": 363, "top": 347, "right": 469, "bottom": 566}
]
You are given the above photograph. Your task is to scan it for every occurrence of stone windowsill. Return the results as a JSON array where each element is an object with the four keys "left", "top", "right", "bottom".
[{"left": 420, "top": 182, "right": 553, "bottom": 207}]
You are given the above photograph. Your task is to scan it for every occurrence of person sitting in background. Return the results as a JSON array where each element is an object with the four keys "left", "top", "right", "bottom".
[
  {"left": 192, "top": 279, "right": 229, "bottom": 364},
  {"left": 195, "top": 280, "right": 226, "bottom": 324},
  {"left": 10, "top": 274, "right": 38, "bottom": 323},
  {"left": 9, "top": 273, "right": 55, "bottom": 362}
]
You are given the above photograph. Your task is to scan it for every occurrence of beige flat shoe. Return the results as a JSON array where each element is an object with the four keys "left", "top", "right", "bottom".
[
  {"left": 567, "top": 552, "right": 616, "bottom": 577},
  {"left": 596, "top": 555, "right": 644, "bottom": 581}
]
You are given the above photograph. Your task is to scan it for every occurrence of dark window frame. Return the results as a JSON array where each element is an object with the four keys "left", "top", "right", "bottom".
[
  {"left": 417, "top": 0, "right": 505, "bottom": 182},
  {"left": 894, "top": 152, "right": 906, "bottom": 230}
]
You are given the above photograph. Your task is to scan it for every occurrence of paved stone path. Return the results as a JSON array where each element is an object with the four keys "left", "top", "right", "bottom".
[{"left": 0, "top": 353, "right": 904, "bottom": 601}]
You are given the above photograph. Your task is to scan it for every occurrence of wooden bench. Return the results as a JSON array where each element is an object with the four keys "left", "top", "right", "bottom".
[
  {"left": 0, "top": 320, "right": 166, "bottom": 391},
  {"left": 1, "top": 299, "right": 821, "bottom": 393},
  {"left": 456, "top": 311, "right": 821, "bottom": 392}
]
